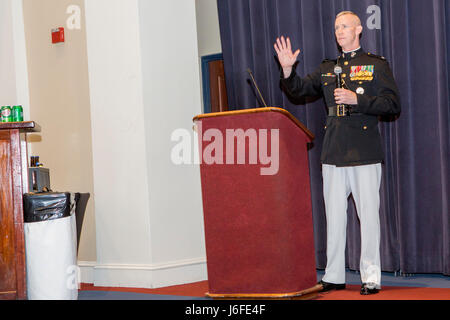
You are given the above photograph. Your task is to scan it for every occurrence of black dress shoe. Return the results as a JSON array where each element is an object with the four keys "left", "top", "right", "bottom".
[
  {"left": 318, "top": 280, "right": 346, "bottom": 292},
  {"left": 360, "top": 283, "right": 380, "bottom": 295}
]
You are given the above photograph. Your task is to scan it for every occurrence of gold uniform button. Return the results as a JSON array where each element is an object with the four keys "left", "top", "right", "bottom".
[
  {"left": 342, "top": 74, "right": 346, "bottom": 78},
  {"left": 344, "top": 61, "right": 349, "bottom": 65},
  {"left": 363, "top": 126, "right": 368, "bottom": 130},
  {"left": 324, "top": 82, "right": 328, "bottom": 86}
]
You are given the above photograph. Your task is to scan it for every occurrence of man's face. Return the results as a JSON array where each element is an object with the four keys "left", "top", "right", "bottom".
[{"left": 335, "top": 14, "right": 362, "bottom": 50}]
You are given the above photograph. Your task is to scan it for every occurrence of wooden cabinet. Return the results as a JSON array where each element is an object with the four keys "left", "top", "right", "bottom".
[{"left": 0, "top": 122, "right": 40, "bottom": 300}]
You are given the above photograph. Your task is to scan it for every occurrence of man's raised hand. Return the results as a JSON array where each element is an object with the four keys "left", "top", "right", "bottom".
[{"left": 274, "top": 36, "right": 300, "bottom": 78}]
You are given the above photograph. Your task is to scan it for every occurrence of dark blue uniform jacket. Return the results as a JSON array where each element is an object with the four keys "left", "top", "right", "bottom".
[{"left": 281, "top": 48, "right": 401, "bottom": 167}]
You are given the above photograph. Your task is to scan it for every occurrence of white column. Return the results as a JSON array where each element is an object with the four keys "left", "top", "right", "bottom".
[
  {"left": 11, "top": 0, "right": 31, "bottom": 123},
  {"left": 138, "top": 0, "right": 206, "bottom": 287},
  {"left": 84, "top": 0, "right": 152, "bottom": 287},
  {"left": 85, "top": 0, "right": 207, "bottom": 288}
]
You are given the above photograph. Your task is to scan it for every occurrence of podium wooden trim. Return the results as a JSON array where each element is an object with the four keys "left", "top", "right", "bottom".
[
  {"left": 193, "top": 107, "right": 315, "bottom": 141},
  {"left": 0, "top": 121, "right": 40, "bottom": 300},
  {"left": 206, "top": 284, "right": 322, "bottom": 300}
]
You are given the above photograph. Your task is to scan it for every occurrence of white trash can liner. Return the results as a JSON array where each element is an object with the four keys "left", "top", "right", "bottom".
[{"left": 23, "top": 192, "right": 78, "bottom": 300}]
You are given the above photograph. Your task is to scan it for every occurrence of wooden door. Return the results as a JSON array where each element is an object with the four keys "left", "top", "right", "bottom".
[{"left": 208, "top": 60, "right": 228, "bottom": 113}]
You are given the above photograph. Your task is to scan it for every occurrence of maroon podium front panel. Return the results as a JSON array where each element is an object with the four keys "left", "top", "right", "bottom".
[{"left": 197, "top": 110, "right": 316, "bottom": 295}]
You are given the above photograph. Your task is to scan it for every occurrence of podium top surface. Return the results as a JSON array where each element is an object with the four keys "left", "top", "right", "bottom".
[
  {"left": 0, "top": 121, "right": 41, "bottom": 133},
  {"left": 193, "top": 107, "right": 314, "bottom": 141}
]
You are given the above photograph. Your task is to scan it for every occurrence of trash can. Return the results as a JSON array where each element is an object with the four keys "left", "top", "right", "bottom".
[{"left": 23, "top": 192, "right": 78, "bottom": 300}]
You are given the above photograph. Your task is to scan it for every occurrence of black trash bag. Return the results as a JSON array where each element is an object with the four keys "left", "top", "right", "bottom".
[{"left": 23, "top": 192, "right": 71, "bottom": 223}]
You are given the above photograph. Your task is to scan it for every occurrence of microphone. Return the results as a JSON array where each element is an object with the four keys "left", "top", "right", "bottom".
[
  {"left": 334, "top": 65, "right": 343, "bottom": 88},
  {"left": 334, "top": 64, "right": 349, "bottom": 114},
  {"left": 247, "top": 68, "right": 269, "bottom": 108}
]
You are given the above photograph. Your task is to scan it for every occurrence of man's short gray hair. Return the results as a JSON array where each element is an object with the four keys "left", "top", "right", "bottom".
[{"left": 336, "top": 11, "right": 362, "bottom": 26}]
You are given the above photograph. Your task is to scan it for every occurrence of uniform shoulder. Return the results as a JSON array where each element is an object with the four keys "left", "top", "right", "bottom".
[
  {"left": 364, "top": 53, "right": 391, "bottom": 69},
  {"left": 321, "top": 58, "right": 337, "bottom": 65},
  {"left": 365, "top": 52, "right": 387, "bottom": 61}
]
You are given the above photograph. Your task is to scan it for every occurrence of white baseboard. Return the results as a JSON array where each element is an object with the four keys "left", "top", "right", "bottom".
[
  {"left": 78, "top": 261, "right": 96, "bottom": 284},
  {"left": 78, "top": 258, "right": 208, "bottom": 289}
]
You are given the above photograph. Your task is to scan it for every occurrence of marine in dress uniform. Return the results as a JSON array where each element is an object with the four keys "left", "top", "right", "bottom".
[
  {"left": 281, "top": 47, "right": 401, "bottom": 167},
  {"left": 278, "top": 42, "right": 401, "bottom": 293}
]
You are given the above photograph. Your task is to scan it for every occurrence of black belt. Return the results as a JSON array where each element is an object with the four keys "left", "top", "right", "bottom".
[{"left": 328, "top": 106, "right": 362, "bottom": 117}]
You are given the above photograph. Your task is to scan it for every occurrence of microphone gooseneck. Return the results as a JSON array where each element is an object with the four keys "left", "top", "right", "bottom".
[{"left": 247, "top": 68, "right": 269, "bottom": 108}]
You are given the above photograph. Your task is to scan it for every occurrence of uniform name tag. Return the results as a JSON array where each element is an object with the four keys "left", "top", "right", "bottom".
[{"left": 350, "top": 65, "right": 374, "bottom": 81}]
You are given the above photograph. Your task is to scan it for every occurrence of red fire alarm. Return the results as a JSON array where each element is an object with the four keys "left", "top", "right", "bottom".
[{"left": 51, "top": 27, "right": 65, "bottom": 44}]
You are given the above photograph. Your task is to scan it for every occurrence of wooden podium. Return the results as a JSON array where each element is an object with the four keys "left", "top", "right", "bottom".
[
  {"left": 194, "top": 107, "right": 320, "bottom": 299},
  {"left": 0, "top": 121, "right": 40, "bottom": 300}
]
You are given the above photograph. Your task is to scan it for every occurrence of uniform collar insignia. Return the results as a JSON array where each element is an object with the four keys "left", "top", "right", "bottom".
[{"left": 340, "top": 47, "right": 363, "bottom": 60}]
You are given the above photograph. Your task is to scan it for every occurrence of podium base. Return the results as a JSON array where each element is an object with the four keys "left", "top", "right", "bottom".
[{"left": 206, "top": 284, "right": 322, "bottom": 300}]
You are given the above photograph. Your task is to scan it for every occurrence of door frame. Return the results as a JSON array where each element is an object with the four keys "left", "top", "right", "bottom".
[{"left": 201, "top": 53, "right": 223, "bottom": 114}]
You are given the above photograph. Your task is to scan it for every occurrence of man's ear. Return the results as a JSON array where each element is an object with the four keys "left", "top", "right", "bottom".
[{"left": 356, "top": 25, "right": 363, "bottom": 36}]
